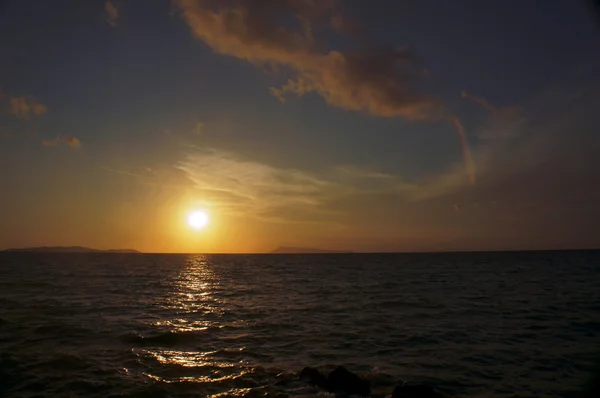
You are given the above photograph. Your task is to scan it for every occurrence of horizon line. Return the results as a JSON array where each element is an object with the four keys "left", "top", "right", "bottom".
[{"left": 3, "top": 247, "right": 599, "bottom": 255}]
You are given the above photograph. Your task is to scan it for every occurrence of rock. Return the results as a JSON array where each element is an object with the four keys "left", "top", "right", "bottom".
[
  {"left": 327, "top": 366, "right": 371, "bottom": 396},
  {"left": 392, "top": 384, "right": 441, "bottom": 398},
  {"left": 299, "top": 367, "right": 328, "bottom": 389}
]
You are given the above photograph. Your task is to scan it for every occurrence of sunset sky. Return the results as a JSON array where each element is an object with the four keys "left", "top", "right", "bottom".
[{"left": 1, "top": 0, "right": 599, "bottom": 253}]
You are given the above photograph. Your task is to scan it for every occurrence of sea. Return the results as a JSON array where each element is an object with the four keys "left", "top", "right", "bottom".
[{"left": 1, "top": 251, "right": 599, "bottom": 398}]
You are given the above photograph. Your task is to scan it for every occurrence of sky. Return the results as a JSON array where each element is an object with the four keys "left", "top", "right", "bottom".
[{"left": 1, "top": 0, "right": 599, "bottom": 253}]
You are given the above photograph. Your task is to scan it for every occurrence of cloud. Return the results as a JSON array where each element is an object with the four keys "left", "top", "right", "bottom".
[
  {"left": 194, "top": 122, "right": 203, "bottom": 135},
  {"left": 42, "top": 136, "right": 82, "bottom": 149},
  {"left": 335, "top": 165, "right": 396, "bottom": 180},
  {"left": 462, "top": 91, "right": 498, "bottom": 113},
  {"left": 176, "top": 66, "right": 600, "bottom": 249},
  {"left": 63, "top": 136, "right": 82, "bottom": 148},
  {"left": 8, "top": 96, "right": 47, "bottom": 119},
  {"left": 461, "top": 90, "right": 525, "bottom": 139},
  {"left": 174, "top": 140, "right": 487, "bottom": 230},
  {"left": 105, "top": 1, "right": 119, "bottom": 27},
  {"left": 175, "top": 140, "right": 481, "bottom": 226},
  {"left": 175, "top": 0, "right": 477, "bottom": 185},
  {"left": 176, "top": 0, "right": 439, "bottom": 120},
  {"left": 436, "top": 68, "right": 600, "bottom": 247},
  {"left": 167, "top": 67, "right": 599, "bottom": 250},
  {"left": 177, "top": 149, "right": 334, "bottom": 219},
  {"left": 450, "top": 116, "right": 476, "bottom": 185}
]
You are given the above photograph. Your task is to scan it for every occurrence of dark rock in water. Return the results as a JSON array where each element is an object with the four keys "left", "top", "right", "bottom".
[
  {"left": 299, "top": 367, "right": 328, "bottom": 389},
  {"left": 392, "top": 384, "right": 441, "bottom": 398},
  {"left": 327, "top": 366, "right": 371, "bottom": 396}
]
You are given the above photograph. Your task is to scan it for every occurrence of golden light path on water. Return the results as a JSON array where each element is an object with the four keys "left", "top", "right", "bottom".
[{"left": 140, "top": 255, "right": 256, "bottom": 397}]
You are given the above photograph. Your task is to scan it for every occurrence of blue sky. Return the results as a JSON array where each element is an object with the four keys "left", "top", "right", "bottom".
[{"left": 1, "top": 0, "right": 599, "bottom": 252}]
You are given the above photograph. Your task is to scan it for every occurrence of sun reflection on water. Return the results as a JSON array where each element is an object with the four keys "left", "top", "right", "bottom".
[
  {"left": 165, "top": 255, "right": 222, "bottom": 313},
  {"left": 139, "top": 255, "right": 256, "bottom": 395}
]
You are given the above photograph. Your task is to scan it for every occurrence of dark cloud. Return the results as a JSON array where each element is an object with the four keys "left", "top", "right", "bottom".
[
  {"left": 176, "top": 0, "right": 439, "bottom": 120},
  {"left": 105, "top": 1, "right": 119, "bottom": 27}
]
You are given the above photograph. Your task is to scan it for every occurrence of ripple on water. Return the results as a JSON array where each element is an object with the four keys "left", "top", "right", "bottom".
[{"left": 0, "top": 251, "right": 599, "bottom": 398}]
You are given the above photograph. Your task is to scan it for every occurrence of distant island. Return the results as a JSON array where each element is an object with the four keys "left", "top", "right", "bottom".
[
  {"left": 3, "top": 246, "right": 140, "bottom": 253},
  {"left": 270, "top": 246, "right": 353, "bottom": 254}
]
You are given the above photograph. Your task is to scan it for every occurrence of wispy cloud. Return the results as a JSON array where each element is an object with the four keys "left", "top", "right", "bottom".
[
  {"left": 174, "top": 143, "right": 479, "bottom": 228},
  {"left": 462, "top": 91, "right": 499, "bottom": 113},
  {"left": 175, "top": 65, "right": 600, "bottom": 249},
  {"left": 176, "top": 0, "right": 438, "bottom": 120},
  {"left": 450, "top": 116, "right": 476, "bottom": 184},
  {"left": 42, "top": 136, "right": 82, "bottom": 149},
  {"left": 102, "top": 165, "right": 198, "bottom": 190},
  {"left": 8, "top": 96, "right": 47, "bottom": 119},
  {"left": 193, "top": 122, "right": 203, "bottom": 135},
  {"left": 105, "top": 1, "right": 119, "bottom": 27},
  {"left": 462, "top": 90, "right": 525, "bottom": 139},
  {"left": 177, "top": 149, "right": 333, "bottom": 218},
  {"left": 334, "top": 165, "right": 397, "bottom": 181},
  {"left": 448, "top": 68, "right": 600, "bottom": 232}
]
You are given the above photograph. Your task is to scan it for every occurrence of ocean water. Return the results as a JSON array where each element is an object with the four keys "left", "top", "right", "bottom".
[{"left": 1, "top": 251, "right": 599, "bottom": 398}]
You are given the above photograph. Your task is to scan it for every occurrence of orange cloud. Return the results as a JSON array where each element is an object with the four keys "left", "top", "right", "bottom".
[
  {"left": 42, "top": 136, "right": 82, "bottom": 149},
  {"left": 64, "top": 136, "right": 81, "bottom": 148},
  {"left": 8, "top": 96, "right": 47, "bottom": 119},
  {"left": 176, "top": 0, "right": 438, "bottom": 120},
  {"left": 105, "top": 1, "right": 119, "bottom": 27}
]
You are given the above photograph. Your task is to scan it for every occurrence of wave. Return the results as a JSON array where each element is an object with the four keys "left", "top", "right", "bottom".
[
  {"left": 119, "top": 330, "right": 212, "bottom": 347},
  {"left": 33, "top": 323, "right": 92, "bottom": 337},
  {"left": 34, "top": 353, "right": 90, "bottom": 371}
]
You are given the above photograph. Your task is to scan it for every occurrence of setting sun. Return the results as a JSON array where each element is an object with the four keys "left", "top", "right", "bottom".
[{"left": 187, "top": 210, "right": 209, "bottom": 230}]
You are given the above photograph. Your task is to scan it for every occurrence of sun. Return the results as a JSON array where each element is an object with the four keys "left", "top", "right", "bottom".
[{"left": 187, "top": 210, "right": 209, "bottom": 230}]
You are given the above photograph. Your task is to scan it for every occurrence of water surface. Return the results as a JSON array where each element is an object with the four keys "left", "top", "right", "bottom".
[{"left": 1, "top": 251, "right": 599, "bottom": 397}]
